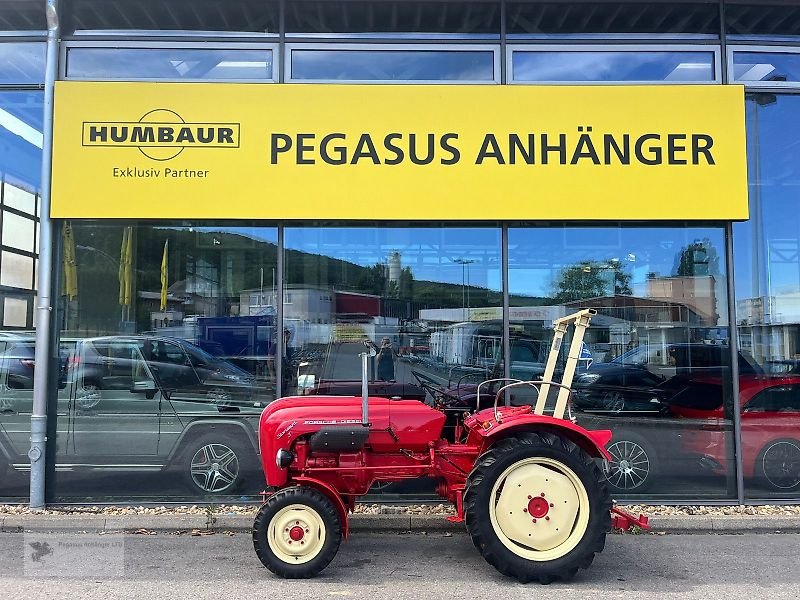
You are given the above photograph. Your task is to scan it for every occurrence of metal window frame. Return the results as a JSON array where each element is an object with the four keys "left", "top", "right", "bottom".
[
  {"left": 0, "top": 39, "right": 47, "bottom": 86},
  {"left": 506, "top": 43, "right": 722, "bottom": 85},
  {"left": 506, "top": 33, "right": 721, "bottom": 42},
  {"left": 67, "top": 30, "right": 280, "bottom": 41},
  {"left": 285, "top": 42, "right": 501, "bottom": 84},
  {"left": 60, "top": 40, "right": 280, "bottom": 82},
  {"left": 0, "top": 33, "right": 46, "bottom": 40},
  {"left": 728, "top": 44, "right": 800, "bottom": 89}
]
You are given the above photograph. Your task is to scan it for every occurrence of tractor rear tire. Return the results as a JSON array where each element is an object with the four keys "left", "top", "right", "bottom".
[
  {"left": 464, "top": 432, "right": 611, "bottom": 583},
  {"left": 253, "top": 486, "right": 342, "bottom": 578}
]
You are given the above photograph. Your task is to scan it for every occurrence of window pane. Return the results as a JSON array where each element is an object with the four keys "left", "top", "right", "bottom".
[
  {"left": 51, "top": 222, "right": 278, "bottom": 502},
  {"left": 510, "top": 225, "right": 734, "bottom": 501},
  {"left": 68, "top": 0, "right": 279, "bottom": 34},
  {"left": 67, "top": 48, "right": 274, "bottom": 81},
  {"left": 3, "top": 182, "right": 36, "bottom": 215},
  {"left": 1, "top": 251, "right": 33, "bottom": 289},
  {"left": 734, "top": 93, "right": 800, "bottom": 499},
  {"left": 2, "top": 211, "right": 35, "bottom": 252},
  {"left": 3, "top": 297, "right": 28, "bottom": 327},
  {"left": 0, "top": 43, "right": 45, "bottom": 85},
  {"left": 286, "top": 1, "right": 501, "bottom": 37},
  {"left": 512, "top": 50, "right": 715, "bottom": 83},
  {"left": 0, "top": 92, "right": 44, "bottom": 197},
  {"left": 284, "top": 225, "right": 502, "bottom": 497},
  {"left": 0, "top": 1, "right": 46, "bottom": 30},
  {"left": 507, "top": 2, "right": 720, "bottom": 36},
  {"left": 727, "top": 3, "right": 800, "bottom": 37},
  {"left": 290, "top": 49, "right": 495, "bottom": 81},
  {"left": 0, "top": 335, "right": 38, "bottom": 501},
  {"left": 733, "top": 52, "right": 800, "bottom": 83}
]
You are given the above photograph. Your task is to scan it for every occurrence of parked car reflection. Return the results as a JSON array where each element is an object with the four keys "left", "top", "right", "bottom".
[
  {"left": 0, "top": 335, "right": 267, "bottom": 497},
  {"left": 570, "top": 343, "right": 752, "bottom": 495},
  {"left": 678, "top": 376, "right": 800, "bottom": 493},
  {"left": 71, "top": 336, "right": 264, "bottom": 410}
]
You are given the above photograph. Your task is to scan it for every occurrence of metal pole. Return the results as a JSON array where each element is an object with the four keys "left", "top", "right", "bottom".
[
  {"left": 499, "top": 0, "right": 507, "bottom": 85},
  {"left": 461, "top": 262, "right": 466, "bottom": 317},
  {"left": 502, "top": 225, "right": 510, "bottom": 403},
  {"left": 725, "top": 222, "right": 745, "bottom": 504},
  {"left": 361, "top": 351, "right": 370, "bottom": 427},
  {"left": 276, "top": 226, "right": 284, "bottom": 397},
  {"left": 30, "top": 0, "right": 60, "bottom": 510},
  {"left": 278, "top": 0, "right": 286, "bottom": 84},
  {"left": 719, "top": 7, "right": 745, "bottom": 505}
]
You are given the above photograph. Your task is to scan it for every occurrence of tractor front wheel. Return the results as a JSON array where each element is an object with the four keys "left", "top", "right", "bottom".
[
  {"left": 464, "top": 432, "right": 611, "bottom": 583},
  {"left": 252, "top": 486, "right": 342, "bottom": 578}
]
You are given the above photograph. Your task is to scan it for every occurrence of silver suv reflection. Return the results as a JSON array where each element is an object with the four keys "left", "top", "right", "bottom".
[{"left": 0, "top": 335, "right": 267, "bottom": 496}]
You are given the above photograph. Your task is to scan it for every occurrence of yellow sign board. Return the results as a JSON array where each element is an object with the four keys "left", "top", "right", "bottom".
[{"left": 51, "top": 82, "right": 748, "bottom": 220}]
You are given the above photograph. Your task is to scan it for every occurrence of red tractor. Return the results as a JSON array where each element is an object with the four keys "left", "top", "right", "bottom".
[{"left": 252, "top": 310, "right": 644, "bottom": 582}]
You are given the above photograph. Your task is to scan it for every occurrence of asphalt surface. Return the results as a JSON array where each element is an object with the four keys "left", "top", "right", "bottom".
[{"left": 1, "top": 530, "right": 798, "bottom": 599}]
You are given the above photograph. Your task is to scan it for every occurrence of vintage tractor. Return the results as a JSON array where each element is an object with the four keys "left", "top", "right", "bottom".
[{"left": 252, "top": 309, "right": 647, "bottom": 582}]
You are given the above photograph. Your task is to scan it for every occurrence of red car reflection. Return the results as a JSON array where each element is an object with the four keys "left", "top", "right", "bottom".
[{"left": 676, "top": 376, "right": 800, "bottom": 492}]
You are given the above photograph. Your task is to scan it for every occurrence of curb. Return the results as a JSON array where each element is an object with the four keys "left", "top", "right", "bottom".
[{"left": 2, "top": 513, "right": 800, "bottom": 535}]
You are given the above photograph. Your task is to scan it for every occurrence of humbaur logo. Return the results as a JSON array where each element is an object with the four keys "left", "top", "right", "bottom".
[{"left": 81, "top": 109, "right": 240, "bottom": 161}]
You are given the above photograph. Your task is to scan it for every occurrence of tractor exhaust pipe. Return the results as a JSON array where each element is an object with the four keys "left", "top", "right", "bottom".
[{"left": 360, "top": 340, "right": 377, "bottom": 427}]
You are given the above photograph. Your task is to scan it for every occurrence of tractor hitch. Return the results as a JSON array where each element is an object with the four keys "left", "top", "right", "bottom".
[{"left": 611, "top": 506, "right": 651, "bottom": 532}]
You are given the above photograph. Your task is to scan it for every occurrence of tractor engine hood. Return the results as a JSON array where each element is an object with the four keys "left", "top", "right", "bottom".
[{"left": 259, "top": 395, "right": 446, "bottom": 487}]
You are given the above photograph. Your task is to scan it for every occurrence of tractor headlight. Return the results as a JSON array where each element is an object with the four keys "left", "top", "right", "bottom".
[{"left": 276, "top": 448, "right": 295, "bottom": 469}]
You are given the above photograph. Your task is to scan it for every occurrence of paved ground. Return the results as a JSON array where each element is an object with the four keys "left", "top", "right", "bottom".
[{"left": 0, "top": 530, "right": 798, "bottom": 599}]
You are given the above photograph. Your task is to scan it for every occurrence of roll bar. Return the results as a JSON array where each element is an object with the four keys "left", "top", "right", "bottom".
[
  {"left": 492, "top": 380, "right": 576, "bottom": 424},
  {"left": 479, "top": 308, "right": 596, "bottom": 423},
  {"left": 476, "top": 378, "right": 521, "bottom": 413},
  {"left": 535, "top": 309, "right": 596, "bottom": 420}
]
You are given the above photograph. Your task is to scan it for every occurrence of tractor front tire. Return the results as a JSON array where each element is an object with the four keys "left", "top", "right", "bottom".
[
  {"left": 465, "top": 432, "right": 611, "bottom": 583},
  {"left": 253, "top": 486, "right": 342, "bottom": 578}
]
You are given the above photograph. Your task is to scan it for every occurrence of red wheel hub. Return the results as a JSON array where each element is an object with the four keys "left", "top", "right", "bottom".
[
  {"left": 527, "top": 496, "right": 550, "bottom": 519},
  {"left": 289, "top": 526, "right": 305, "bottom": 541}
]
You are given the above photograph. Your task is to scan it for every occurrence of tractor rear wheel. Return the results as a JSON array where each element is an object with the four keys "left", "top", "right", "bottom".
[
  {"left": 464, "top": 432, "right": 611, "bottom": 583},
  {"left": 252, "top": 486, "right": 342, "bottom": 578}
]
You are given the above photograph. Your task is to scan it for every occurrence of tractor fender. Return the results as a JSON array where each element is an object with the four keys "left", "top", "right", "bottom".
[
  {"left": 473, "top": 415, "right": 612, "bottom": 461},
  {"left": 291, "top": 476, "right": 350, "bottom": 539}
]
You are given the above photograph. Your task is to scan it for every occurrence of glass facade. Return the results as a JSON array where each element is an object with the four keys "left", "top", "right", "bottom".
[
  {"left": 1, "top": 1, "right": 800, "bottom": 504},
  {"left": 0, "top": 90, "right": 43, "bottom": 502},
  {"left": 509, "top": 225, "right": 734, "bottom": 499},
  {"left": 510, "top": 49, "right": 717, "bottom": 83},
  {"left": 49, "top": 223, "right": 278, "bottom": 501},
  {"left": 288, "top": 47, "right": 497, "bottom": 82},
  {"left": 734, "top": 93, "right": 800, "bottom": 498},
  {"left": 65, "top": 47, "right": 276, "bottom": 81}
]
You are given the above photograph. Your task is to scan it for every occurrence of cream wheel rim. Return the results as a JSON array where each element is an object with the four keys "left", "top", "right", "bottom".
[
  {"left": 488, "top": 457, "right": 590, "bottom": 562},
  {"left": 267, "top": 504, "right": 327, "bottom": 564}
]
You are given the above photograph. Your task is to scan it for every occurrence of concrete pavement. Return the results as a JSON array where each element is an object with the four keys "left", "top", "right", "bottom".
[{"left": 1, "top": 530, "right": 799, "bottom": 599}]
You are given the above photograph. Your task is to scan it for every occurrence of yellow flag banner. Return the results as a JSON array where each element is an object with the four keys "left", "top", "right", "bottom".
[
  {"left": 117, "top": 227, "right": 128, "bottom": 306},
  {"left": 62, "top": 221, "right": 78, "bottom": 300},
  {"left": 118, "top": 226, "right": 134, "bottom": 306},
  {"left": 124, "top": 226, "right": 133, "bottom": 306},
  {"left": 160, "top": 239, "right": 168, "bottom": 311}
]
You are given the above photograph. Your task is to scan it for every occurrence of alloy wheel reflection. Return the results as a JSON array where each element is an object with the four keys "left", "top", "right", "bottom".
[
  {"left": 0, "top": 382, "right": 13, "bottom": 412},
  {"left": 599, "top": 391, "right": 625, "bottom": 413},
  {"left": 76, "top": 383, "right": 101, "bottom": 410},
  {"left": 762, "top": 441, "right": 800, "bottom": 490},
  {"left": 191, "top": 443, "right": 240, "bottom": 493},
  {"left": 605, "top": 440, "right": 650, "bottom": 490}
]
